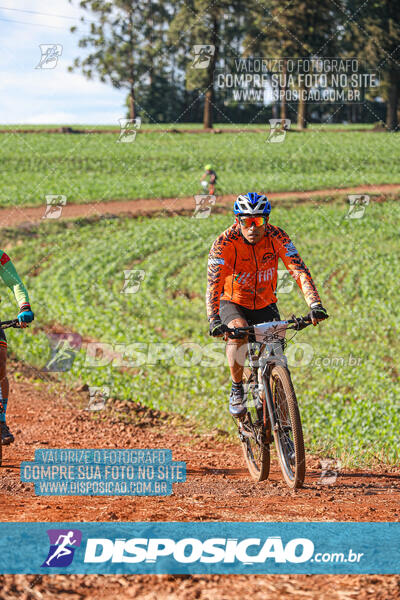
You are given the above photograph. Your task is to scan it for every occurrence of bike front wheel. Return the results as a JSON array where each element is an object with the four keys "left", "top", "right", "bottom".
[
  {"left": 240, "top": 367, "right": 270, "bottom": 482},
  {"left": 269, "top": 365, "right": 305, "bottom": 489}
]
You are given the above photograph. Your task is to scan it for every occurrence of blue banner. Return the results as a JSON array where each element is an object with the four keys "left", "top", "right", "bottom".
[
  {"left": 0, "top": 522, "right": 399, "bottom": 574},
  {"left": 20, "top": 449, "right": 186, "bottom": 496}
]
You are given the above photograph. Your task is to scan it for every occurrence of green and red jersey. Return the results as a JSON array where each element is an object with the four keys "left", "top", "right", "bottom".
[{"left": 0, "top": 250, "right": 31, "bottom": 312}]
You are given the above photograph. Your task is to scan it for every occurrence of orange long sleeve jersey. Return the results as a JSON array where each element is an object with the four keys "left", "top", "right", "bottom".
[{"left": 206, "top": 222, "right": 321, "bottom": 320}]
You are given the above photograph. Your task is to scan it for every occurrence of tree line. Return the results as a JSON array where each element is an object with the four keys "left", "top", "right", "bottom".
[{"left": 70, "top": 0, "right": 400, "bottom": 130}]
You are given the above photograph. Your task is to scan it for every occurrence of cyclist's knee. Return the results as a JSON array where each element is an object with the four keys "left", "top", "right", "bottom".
[
  {"left": 226, "top": 318, "right": 248, "bottom": 342},
  {"left": 228, "top": 317, "right": 247, "bottom": 328}
]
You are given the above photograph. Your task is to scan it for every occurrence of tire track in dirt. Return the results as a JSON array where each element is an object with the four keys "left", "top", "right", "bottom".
[
  {"left": 1, "top": 359, "right": 400, "bottom": 596},
  {"left": 1, "top": 184, "right": 399, "bottom": 229}
]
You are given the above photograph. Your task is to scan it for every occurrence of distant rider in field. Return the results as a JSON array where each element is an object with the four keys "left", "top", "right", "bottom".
[
  {"left": 206, "top": 192, "right": 328, "bottom": 417},
  {"left": 0, "top": 251, "right": 34, "bottom": 444},
  {"left": 200, "top": 164, "right": 217, "bottom": 195}
]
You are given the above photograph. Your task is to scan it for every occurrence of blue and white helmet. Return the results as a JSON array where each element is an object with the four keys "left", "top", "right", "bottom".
[{"left": 234, "top": 192, "right": 271, "bottom": 216}]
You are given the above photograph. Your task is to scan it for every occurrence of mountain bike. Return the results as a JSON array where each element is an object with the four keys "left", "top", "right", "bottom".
[
  {"left": 227, "top": 315, "right": 313, "bottom": 489},
  {"left": 0, "top": 319, "right": 23, "bottom": 467}
]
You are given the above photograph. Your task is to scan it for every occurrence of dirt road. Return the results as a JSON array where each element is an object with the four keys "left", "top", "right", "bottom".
[
  {"left": 1, "top": 184, "right": 399, "bottom": 229},
  {"left": 0, "top": 359, "right": 399, "bottom": 597}
]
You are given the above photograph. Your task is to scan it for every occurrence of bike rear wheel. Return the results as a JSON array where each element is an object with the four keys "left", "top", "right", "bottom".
[
  {"left": 269, "top": 365, "right": 305, "bottom": 489},
  {"left": 240, "top": 368, "right": 270, "bottom": 482}
]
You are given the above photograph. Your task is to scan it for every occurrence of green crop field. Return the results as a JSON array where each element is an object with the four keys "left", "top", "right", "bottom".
[
  {"left": 0, "top": 127, "right": 398, "bottom": 207},
  {"left": 2, "top": 197, "right": 399, "bottom": 466},
  {"left": 1, "top": 122, "right": 377, "bottom": 130}
]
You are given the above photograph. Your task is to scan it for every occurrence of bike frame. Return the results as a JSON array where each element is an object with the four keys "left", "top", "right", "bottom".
[
  {"left": 229, "top": 316, "right": 312, "bottom": 432},
  {"left": 248, "top": 338, "right": 285, "bottom": 431}
]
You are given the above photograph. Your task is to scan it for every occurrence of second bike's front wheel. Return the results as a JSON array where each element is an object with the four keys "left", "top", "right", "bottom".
[
  {"left": 269, "top": 365, "right": 306, "bottom": 489},
  {"left": 240, "top": 368, "right": 270, "bottom": 482},
  {"left": 240, "top": 426, "right": 270, "bottom": 482}
]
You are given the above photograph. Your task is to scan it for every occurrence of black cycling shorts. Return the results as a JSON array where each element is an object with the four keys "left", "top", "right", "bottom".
[{"left": 220, "top": 300, "right": 280, "bottom": 326}]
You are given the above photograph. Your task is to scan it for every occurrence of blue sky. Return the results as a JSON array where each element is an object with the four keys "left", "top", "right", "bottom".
[{"left": 0, "top": 0, "right": 127, "bottom": 124}]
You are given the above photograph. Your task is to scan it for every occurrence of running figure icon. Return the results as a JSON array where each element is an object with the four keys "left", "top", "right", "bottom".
[
  {"left": 42, "top": 529, "right": 82, "bottom": 568},
  {"left": 45, "top": 531, "right": 77, "bottom": 566}
]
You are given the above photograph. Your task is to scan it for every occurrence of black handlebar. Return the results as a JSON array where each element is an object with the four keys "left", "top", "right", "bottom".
[
  {"left": 226, "top": 314, "right": 313, "bottom": 338},
  {"left": 0, "top": 319, "right": 23, "bottom": 329},
  {"left": 287, "top": 315, "right": 313, "bottom": 330}
]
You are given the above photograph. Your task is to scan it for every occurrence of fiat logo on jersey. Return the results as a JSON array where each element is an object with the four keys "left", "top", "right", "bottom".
[
  {"left": 258, "top": 268, "right": 275, "bottom": 282},
  {"left": 235, "top": 269, "right": 275, "bottom": 284}
]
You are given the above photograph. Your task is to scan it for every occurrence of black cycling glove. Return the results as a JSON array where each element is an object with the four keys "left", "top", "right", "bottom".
[
  {"left": 209, "top": 316, "right": 228, "bottom": 337},
  {"left": 309, "top": 303, "right": 329, "bottom": 325}
]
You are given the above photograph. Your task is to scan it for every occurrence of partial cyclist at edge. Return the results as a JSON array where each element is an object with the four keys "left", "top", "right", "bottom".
[
  {"left": 0, "top": 250, "right": 34, "bottom": 444},
  {"left": 206, "top": 192, "right": 328, "bottom": 418}
]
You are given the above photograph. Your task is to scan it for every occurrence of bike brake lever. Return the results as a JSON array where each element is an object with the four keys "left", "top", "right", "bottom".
[
  {"left": 289, "top": 315, "right": 311, "bottom": 330},
  {"left": 228, "top": 328, "right": 247, "bottom": 339}
]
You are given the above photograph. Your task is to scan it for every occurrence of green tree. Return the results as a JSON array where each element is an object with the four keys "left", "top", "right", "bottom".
[
  {"left": 134, "top": 73, "right": 185, "bottom": 122},
  {"left": 169, "top": 0, "right": 250, "bottom": 129},
  {"left": 69, "top": 0, "right": 171, "bottom": 120},
  {"left": 346, "top": 0, "right": 400, "bottom": 130},
  {"left": 246, "top": 1, "right": 344, "bottom": 128}
]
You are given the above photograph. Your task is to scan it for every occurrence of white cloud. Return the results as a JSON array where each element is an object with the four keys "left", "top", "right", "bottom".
[
  {"left": 24, "top": 111, "right": 79, "bottom": 124},
  {"left": 0, "top": 0, "right": 83, "bottom": 28},
  {"left": 0, "top": 0, "right": 127, "bottom": 123},
  {"left": 23, "top": 110, "right": 123, "bottom": 125},
  {"left": 0, "top": 67, "right": 127, "bottom": 123}
]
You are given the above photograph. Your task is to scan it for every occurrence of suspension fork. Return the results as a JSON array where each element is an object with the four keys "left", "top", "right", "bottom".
[{"left": 261, "top": 361, "right": 278, "bottom": 430}]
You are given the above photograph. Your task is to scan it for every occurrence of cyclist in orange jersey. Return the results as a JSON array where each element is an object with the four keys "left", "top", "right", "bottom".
[{"left": 206, "top": 192, "right": 328, "bottom": 417}]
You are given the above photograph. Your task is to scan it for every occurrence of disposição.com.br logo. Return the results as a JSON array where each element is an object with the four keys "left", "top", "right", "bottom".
[{"left": 39, "top": 532, "right": 364, "bottom": 570}]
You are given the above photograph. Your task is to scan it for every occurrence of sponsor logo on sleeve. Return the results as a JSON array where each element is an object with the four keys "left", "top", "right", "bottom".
[{"left": 284, "top": 242, "right": 298, "bottom": 257}]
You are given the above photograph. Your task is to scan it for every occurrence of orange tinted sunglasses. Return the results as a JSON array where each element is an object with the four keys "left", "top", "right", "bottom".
[{"left": 237, "top": 215, "right": 267, "bottom": 228}]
